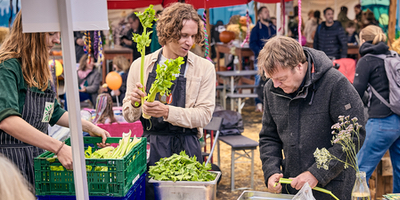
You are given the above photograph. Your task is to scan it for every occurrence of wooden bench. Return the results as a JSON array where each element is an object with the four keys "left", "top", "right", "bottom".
[{"left": 216, "top": 134, "right": 258, "bottom": 191}]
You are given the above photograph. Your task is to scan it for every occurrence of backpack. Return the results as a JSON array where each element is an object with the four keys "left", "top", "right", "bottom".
[{"left": 366, "top": 50, "right": 400, "bottom": 115}]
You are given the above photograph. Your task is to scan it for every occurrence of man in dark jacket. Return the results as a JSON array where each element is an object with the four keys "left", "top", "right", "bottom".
[
  {"left": 121, "top": 12, "right": 151, "bottom": 61},
  {"left": 250, "top": 6, "right": 276, "bottom": 111},
  {"left": 314, "top": 7, "right": 348, "bottom": 59},
  {"left": 258, "top": 36, "right": 365, "bottom": 200}
]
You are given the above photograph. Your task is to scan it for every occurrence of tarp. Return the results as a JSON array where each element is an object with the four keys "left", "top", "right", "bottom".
[{"left": 107, "top": 0, "right": 291, "bottom": 9}]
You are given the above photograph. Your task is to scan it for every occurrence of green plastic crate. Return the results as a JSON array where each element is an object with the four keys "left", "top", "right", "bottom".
[{"left": 34, "top": 137, "right": 147, "bottom": 197}]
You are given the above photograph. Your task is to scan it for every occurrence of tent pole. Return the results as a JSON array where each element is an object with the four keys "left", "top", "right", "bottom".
[
  {"left": 58, "top": 0, "right": 89, "bottom": 199},
  {"left": 206, "top": 8, "right": 212, "bottom": 58},
  {"left": 388, "top": 0, "right": 397, "bottom": 49},
  {"left": 276, "top": 2, "right": 282, "bottom": 36}
]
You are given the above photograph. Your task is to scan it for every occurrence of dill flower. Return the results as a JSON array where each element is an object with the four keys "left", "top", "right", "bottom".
[{"left": 313, "top": 115, "right": 363, "bottom": 172}]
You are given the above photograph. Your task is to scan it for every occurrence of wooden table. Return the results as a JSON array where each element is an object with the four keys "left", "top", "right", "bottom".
[
  {"left": 216, "top": 70, "right": 258, "bottom": 112},
  {"left": 102, "top": 45, "right": 133, "bottom": 82},
  {"left": 215, "top": 43, "right": 254, "bottom": 71}
]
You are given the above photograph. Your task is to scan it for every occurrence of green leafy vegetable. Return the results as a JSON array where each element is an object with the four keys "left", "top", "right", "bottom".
[
  {"left": 132, "top": 5, "right": 157, "bottom": 107},
  {"left": 149, "top": 151, "right": 216, "bottom": 182}
]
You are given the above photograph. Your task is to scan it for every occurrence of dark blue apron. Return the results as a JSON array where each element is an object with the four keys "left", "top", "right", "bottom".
[
  {"left": 140, "top": 50, "right": 202, "bottom": 166},
  {"left": 0, "top": 87, "right": 55, "bottom": 188}
]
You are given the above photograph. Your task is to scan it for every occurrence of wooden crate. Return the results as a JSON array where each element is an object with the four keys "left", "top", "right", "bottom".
[{"left": 369, "top": 151, "right": 393, "bottom": 200}]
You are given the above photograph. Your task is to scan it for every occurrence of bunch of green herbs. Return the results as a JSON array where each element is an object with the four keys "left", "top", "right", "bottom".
[{"left": 149, "top": 151, "right": 216, "bottom": 182}]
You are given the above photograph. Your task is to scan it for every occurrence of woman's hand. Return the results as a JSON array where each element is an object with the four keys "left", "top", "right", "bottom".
[
  {"left": 57, "top": 144, "right": 73, "bottom": 170},
  {"left": 86, "top": 124, "right": 110, "bottom": 148},
  {"left": 79, "top": 86, "right": 87, "bottom": 92}
]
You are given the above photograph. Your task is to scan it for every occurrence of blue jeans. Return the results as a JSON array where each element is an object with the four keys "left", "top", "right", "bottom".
[{"left": 357, "top": 114, "right": 400, "bottom": 192}]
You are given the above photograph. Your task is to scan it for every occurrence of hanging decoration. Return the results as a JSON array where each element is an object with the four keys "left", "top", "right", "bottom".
[
  {"left": 93, "top": 30, "right": 99, "bottom": 60},
  {"left": 241, "top": 9, "right": 250, "bottom": 47},
  {"left": 202, "top": 10, "right": 212, "bottom": 61},
  {"left": 298, "top": 0, "right": 302, "bottom": 45},
  {"left": 97, "top": 31, "right": 104, "bottom": 65},
  {"left": 84, "top": 31, "right": 92, "bottom": 64}
]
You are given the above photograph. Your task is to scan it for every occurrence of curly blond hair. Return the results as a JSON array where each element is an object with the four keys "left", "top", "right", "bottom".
[{"left": 156, "top": 2, "right": 205, "bottom": 46}]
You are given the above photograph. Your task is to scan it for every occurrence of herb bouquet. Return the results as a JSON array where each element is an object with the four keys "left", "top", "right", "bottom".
[{"left": 313, "top": 116, "right": 370, "bottom": 199}]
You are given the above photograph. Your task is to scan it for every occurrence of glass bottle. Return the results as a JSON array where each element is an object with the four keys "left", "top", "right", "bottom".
[{"left": 351, "top": 171, "right": 371, "bottom": 200}]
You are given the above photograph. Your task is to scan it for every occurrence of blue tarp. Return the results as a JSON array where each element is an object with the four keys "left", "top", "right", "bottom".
[{"left": 198, "top": 1, "right": 256, "bottom": 25}]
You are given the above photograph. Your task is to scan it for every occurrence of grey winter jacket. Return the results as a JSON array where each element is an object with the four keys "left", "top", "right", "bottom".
[
  {"left": 77, "top": 68, "right": 101, "bottom": 103},
  {"left": 259, "top": 47, "right": 366, "bottom": 200}
]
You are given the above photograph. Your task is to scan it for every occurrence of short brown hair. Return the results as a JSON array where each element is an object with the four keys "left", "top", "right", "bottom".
[
  {"left": 257, "top": 36, "right": 306, "bottom": 76},
  {"left": 156, "top": 2, "right": 205, "bottom": 46},
  {"left": 360, "top": 25, "right": 386, "bottom": 44}
]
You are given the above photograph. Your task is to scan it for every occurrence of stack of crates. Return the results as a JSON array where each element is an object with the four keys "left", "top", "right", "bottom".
[{"left": 34, "top": 137, "right": 147, "bottom": 199}]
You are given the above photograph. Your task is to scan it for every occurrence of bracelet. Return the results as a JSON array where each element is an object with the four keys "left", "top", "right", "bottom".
[{"left": 55, "top": 142, "right": 65, "bottom": 155}]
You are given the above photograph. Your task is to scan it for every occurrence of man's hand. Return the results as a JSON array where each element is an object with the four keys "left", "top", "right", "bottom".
[
  {"left": 143, "top": 101, "right": 169, "bottom": 119},
  {"left": 129, "top": 82, "right": 146, "bottom": 107},
  {"left": 268, "top": 173, "right": 283, "bottom": 193},
  {"left": 290, "top": 171, "right": 318, "bottom": 190}
]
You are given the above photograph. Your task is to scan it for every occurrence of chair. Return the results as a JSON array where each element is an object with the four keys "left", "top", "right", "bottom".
[
  {"left": 217, "top": 134, "right": 258, "bottom": 191},
  {"left": 202, "top": 117, "right": 223, "bottom": 165}
]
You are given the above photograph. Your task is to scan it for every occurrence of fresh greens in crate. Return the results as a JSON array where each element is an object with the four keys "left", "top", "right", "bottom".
[{"left": 149, "top": 151, "right": 216, "bottom": 182}]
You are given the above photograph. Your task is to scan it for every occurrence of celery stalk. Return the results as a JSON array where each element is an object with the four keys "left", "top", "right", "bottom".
[{"left": 275, "top": 178, "right": 340, "bottom": 200}]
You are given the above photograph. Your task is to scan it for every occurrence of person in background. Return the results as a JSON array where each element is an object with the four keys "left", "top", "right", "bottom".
[
  {"left": 250, "top": 6, "right": 276, "bottom": 112},
  {"left": 354, "top": 4, "right": 362, "bottom": 32},
  {"left": 93, "top": 93, "right": 125, "bottom": 124},
  {"left": 270, "top": 16, "right": 277, "bottom": 27},
  {"left": 361, "top": 9, "right": 379, "bottom": 28},
  {"left": 307, "top": 10, "right": 314, "bottom": 21},
  {"left": 353, "top": 25, "right": 400, "bottom": 193},
  {"left": 100, "top": 55, "right": 130, "bottom": 104},
  {"left": 121, "top": 12, "right": 151, "bottom": 61},
  {"left": 258, "top": 36, "right": 365, "bottom": 200},
  {"left": 150, "top": 10, "right": 163, "bottom": 53},
  {"left": 304, "top": 10, "right": 320, "bottom": 44},
  {"left": 337, "top": 6, "right": 351, "bottom": 29},
  {"left": 0, "top": 11, "right": 109, "bottom": 188},
  {"left": 112, "top": 11, "right": 129, "bottom": 46},
  {"left": 77, "top": 53, "right": 101, "bottom": 106},
  {"left": 346, "top": 21, "right": 357, "bottom": 45},
  {"left": 314, "top": 7, "right": 347, "bottom": 59},
  {"left": 0, "top": 154, "right": 36, "bottom": 200}
]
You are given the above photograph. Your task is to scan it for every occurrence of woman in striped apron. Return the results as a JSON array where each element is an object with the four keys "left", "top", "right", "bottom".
[{"left": 0, "top": 11, "right": 110, "bottom": 188}]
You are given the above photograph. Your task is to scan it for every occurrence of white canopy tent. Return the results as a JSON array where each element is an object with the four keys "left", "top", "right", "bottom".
[{"left": 261, "top": 0, "right": 361, "bottom": 21}]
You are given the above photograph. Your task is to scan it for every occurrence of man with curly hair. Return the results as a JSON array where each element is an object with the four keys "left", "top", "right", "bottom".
[{"left": 123, "top": 2, "right": 215, "bottom": 166}]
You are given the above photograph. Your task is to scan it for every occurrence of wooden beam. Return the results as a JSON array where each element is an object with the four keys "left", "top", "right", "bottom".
[
  {"left": 254, "top": 2, "right": 258, "bottom": 22},
  {"left": 388, "top": 0, "right": 397, "bottom": 49}
]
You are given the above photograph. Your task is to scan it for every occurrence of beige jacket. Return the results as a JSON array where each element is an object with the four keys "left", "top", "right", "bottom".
[{"left": 122, "top": 49, "right": 216, "bottom": 138}]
